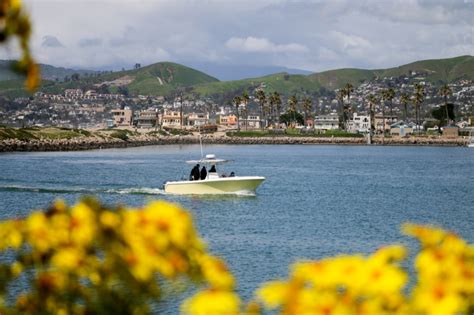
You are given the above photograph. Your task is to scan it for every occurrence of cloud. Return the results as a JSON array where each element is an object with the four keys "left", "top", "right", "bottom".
[
  {"left": 41, "top": 35, "right": 64, "bottom": 48},
  {"left": 7, "top": 0, "right": 471, "bottom": 73},
  {"left": 330, "top": 31, "right": 371, "bottom": 52},
  {"left": 78, "top": 38, "right": 102, "bottom": 47},
  {"left": 225, "top": 37, "right": 309, "bottom": 53}
]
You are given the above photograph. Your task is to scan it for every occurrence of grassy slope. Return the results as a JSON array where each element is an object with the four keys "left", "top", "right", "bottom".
[
  {"left": 194, "top": 73, "right": 321, "bottom": 97},
  {"left": 309, "top": 55, "right": 474, "bottom": 89},
  {"left": 1, "top": 56, "right": 472, "bottom": 98}
]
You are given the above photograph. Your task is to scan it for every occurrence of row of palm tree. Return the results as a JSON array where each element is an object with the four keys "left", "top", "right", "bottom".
[
  {"left": 364, "top": 83, "right": 453, "bottom": 138},
  {"left": 232, "top": 82, "right": 453, "bottom": 132}
]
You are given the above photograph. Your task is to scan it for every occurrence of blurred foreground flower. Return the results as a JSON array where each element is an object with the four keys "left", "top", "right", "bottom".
[
  {"left": 0, "top": 0, "right": 40, "bottom": 90},
  {"left": 0, "top": 198, "right": 239, "bottom": 314},
  {"left": 255, "top": 224, "right": 474, "bottom": 315},
  {"left": 0, "top": 199, "right": 472, "bottom": 315}
]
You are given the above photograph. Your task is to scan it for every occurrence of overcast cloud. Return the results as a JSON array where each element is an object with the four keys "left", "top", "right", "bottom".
[{"left": 1, "top": 0, "right": 472, "bottom": 73}]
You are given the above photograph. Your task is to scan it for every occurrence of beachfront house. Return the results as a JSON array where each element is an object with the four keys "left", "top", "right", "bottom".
[
  {"left": 239, "top": 115, "right": 261, "bottom": 130},
  {"left": 216, "top": 114, "right": 237, "bottom": 127},
  {"left": 186, "top": 112, "right": 209, "bottom": 127},
  {"left": 314, "top": 113, "right": 339, "bottom": 131},
  {"left": 390, "top": 121, "right": 413, "bottom": 136},
  {"left": 161, "top": 109, "right": 183, "bottom": 128},
  {"left": 136, "top": 110, "right": 159, "bottom": 128},
  {"left": 111, "top": 107, "right": 133, "bottom": 127},
  {"left": 347, "top": 113, "right": 370, "bottom": 133}
]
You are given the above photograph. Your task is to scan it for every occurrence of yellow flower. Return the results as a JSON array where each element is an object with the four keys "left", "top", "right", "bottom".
[
  {"left": 51, "top": 247, "right": 85, "bottom": 271},
  {"left": 257, "top": 280, "right": 290, "bottom": 309},
  {"left": 181, "top": 289, "right": 240, "bottom": 315},
  {"left": 199, "top": 255, "right": 235, "bottom": 290},
  {"left": 100, "top": 211, "right": 121, "bottom": 229},
  {"left": 11, "top": 261, "right": 23, "bottom": 277}
]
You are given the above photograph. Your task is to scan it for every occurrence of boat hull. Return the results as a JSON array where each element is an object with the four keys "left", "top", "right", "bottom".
[{"left": 164, "top": 176, "right": 265, "bottom": 195}]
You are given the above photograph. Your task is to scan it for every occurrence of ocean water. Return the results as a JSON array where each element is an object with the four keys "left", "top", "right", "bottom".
[{"left": 0, "top": 144, "right": 473, "bottom": 309}]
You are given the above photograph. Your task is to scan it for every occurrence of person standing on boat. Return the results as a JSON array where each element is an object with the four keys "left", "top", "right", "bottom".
[
  {"left": 200, "top": 166, "right": 207, "bottom": 180},
  {"left": 191, "top": 164, "right": 200, "bottom": 181},
  {"left": 209, "top": 165, "right": 216, "bottom": 173}
]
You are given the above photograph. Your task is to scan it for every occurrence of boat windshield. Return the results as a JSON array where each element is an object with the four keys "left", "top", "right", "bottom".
[{"left": 185, "top": 154, "right": 231, "bottom": 165}]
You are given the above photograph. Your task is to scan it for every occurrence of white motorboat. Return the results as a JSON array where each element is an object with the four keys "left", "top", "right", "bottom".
[{"left": 163, "top": 154, "right": 265, "bottom": 195}]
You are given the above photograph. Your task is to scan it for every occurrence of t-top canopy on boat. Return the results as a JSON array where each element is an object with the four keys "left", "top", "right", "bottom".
[{"left": 185, "top": 154, "right": 231, "bottom": 165}]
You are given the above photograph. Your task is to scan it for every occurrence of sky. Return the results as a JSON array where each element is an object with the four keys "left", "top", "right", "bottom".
[{"left": 2, "top": 0, "right": 473, "bottom": 75}]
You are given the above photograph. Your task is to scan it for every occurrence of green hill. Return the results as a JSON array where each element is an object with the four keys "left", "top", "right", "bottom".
[
  {"left": 193, "top": 72, "right": 321, "bottom": 98},
  {"left": 1, "top": 56, "right": 472, "bottom": 99},
  {"left": 309, "top": 55, "right": 474, "bottom": 89},
  {"left": 0, "top": 60, "right": 98, "bottom": 81}
]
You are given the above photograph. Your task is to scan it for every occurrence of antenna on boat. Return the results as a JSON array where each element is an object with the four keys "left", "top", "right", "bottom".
[{"left": 199, "top": 126, "right": 203, "bottom": 159}]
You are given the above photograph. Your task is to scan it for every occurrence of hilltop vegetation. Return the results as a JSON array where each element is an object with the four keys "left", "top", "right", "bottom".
[
  {"left": 0, "top": 55, "right": 472, "bottom": 99},
  {"left": 309, "top": 55, "right": 474, "bottom": 90}
]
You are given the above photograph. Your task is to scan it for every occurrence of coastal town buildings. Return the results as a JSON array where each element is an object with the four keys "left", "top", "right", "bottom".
[
  {"left": 111, "top": 107, "right": 133, "bottom": 127},
  {"left": 314, "top": 114, "right": 339, "bottom": 131},
  {"left": 347, "top": 113, "right": 370, "bottom": 133}
]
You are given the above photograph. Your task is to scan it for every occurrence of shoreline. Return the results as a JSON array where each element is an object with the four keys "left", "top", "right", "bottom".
[{"left": 0, "top": 135, "right": 469, "bottom": 152}]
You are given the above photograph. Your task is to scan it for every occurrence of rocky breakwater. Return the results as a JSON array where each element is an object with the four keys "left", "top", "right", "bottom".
[
  {"left": 0, "top": 134, "right": 201, "bottom": 152},
  {"left": 202, "top": 135, "right": 367, "bottom": 145},
  {"left": 372, "top": 136, "right": 468, "bottom": 146},
  {"left": 0, "top": 134, "right": 468, "bottom": 152}
]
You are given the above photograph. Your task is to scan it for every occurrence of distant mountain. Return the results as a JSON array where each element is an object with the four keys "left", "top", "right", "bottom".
[
  {"left": 1, "top": 56, "right": 472, "bottom": 99},
  {"left": 309, "top": 55, "right": 474, "bottom": 90},
  {"left": 184, "top": 62, "right": 312, "bottom": 81},
  {"left": 0, "top": 60, "right": 98, "bottom": 82},
  {"left": 35, "top": 61, "right": 219, "bottom": 96}
]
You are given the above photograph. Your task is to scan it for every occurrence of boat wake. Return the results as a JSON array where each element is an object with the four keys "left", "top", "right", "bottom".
[{"left": 0, "top": 185, "right": 166, "bottom": 195}]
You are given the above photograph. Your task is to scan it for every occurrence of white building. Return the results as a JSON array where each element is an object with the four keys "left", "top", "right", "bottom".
[
  {"left": 348, "top": 113, "right": 370, "bottom": 133},
  {"left": 314, "top": 113, "right": 339, "bottom": 130},
  {"left": 239, "top": 115, "right": 261, "bottom": 129}
]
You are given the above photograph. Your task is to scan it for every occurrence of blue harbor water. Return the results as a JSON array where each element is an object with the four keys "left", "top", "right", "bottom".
[{"left": 0, "top": 144, "right": 473, "bottom": 309}]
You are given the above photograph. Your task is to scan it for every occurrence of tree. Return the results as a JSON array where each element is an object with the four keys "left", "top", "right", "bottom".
[
  {"left": 255, "top": 89, "right": 266, "bottom": 130},
  {"left": 1, "top": 0, "right": 39, "bottom": 90},
  {"left": 439, "top": 84, "right": 453, "bottom": 126},
  {"left": 241, "top": 92, "right": 250, "bottom": 130},
  {"left": 273, "top": 92, "right": 282, "bottom": 127},
  {"left": 400, "top": 93, "right": 410, "bottom": 122},
  {"left": 287, "top": 95, "right": 298, "bottom": 128},
  {"left": 385, "top": 88, "right": 395, "bottom": 121},
  {"left": 302, "top": 97, "right": 312, "bottom": 128},
  {"left": 134, "top": 63, "right": 141, "bottom": 69},
  {"left": 432, "top": 104, "right": 455, "bottom": 132},
  {"left": 336, "top": 89, "right": 345, "bottom": 129},
  {"left": 380, "top": 88, "right": 394, "bottom": 137},
  {"left": 232, "top": 96, "right": 242, "bottom": 131},
  {"left": 71, "top": 73, "right": 80, "bottom": 81},
  {"left": 343, "top": 83, "right": 354, "bottom": 130},
  {"left": 413, "top": 83, "right": 425, "bottom": 134},
  {"left": 367, "top": 94, "right": 378, "bottom": 143},
  {"left": 280, "top": 110, "right": 304, "bottom": 126}
]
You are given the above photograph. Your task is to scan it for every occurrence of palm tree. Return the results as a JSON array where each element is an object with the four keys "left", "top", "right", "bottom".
[
  {"left": 380, "top": 90, "right": 387, "bottom": 138},
  {"left": 385, "top": 88, "right": 395, "bottom": 122},
  {"left": 380, "top": 88, "right": 395, "bottom": 138},
  {"left": 367, "top": 94, "right": 378, "bottom": 143},
  {"left": 273, "top": 92, "right": 282, "bottom": 127},
  {"left": 413, "top": 83, "right": 425, "bottom": 134},
  {"left": 242, "top": 92, "right": 250, "bottom": 131},
  {"left": 400, "top": 93, "right": 410, "bottom": 122},
  {"left": 302, "top": 97, "right": 312, "bottom": 128},
  {"left": 439, "top": 84, "right": 452, "bottom": 126},
  {"left": 336, "top": 89, "right": 345, "bottom": 129},
  {"left": 343, "top": 83, "right": 354, "bottom": 130},
  {"left": 255, "top": 89, "right": 266, "bottom": 130},
  {"left": 232, "top": 95, "right": 242, "bottom": 131},
  {"left": 288, "top": 95, "right": 298, "bottom": 128}
]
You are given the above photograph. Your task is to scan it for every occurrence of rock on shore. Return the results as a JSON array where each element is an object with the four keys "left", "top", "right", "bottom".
[{"left": 0, "top": 135, "right": 468, "bottom": 152}]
